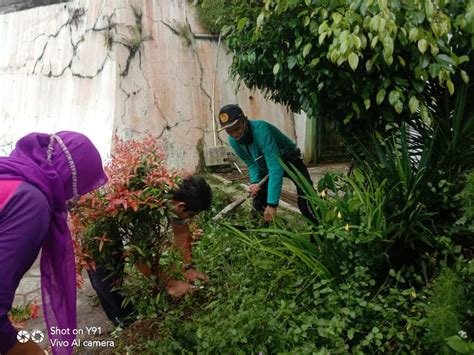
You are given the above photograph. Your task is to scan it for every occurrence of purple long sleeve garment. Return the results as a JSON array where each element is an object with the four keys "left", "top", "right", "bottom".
[
  {"left": 0, "top": 180, "right": 50, "bottom": 354},
  {"left": 0, "top": 131, "right": 107, "bottom": 354}
]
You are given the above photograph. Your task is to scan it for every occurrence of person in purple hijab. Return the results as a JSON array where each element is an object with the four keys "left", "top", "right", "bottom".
[{"left": 0, "top": 132, "right": 107, "bottom": 355}]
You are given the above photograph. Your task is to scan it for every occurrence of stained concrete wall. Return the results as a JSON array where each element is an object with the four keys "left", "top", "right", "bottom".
[{"left": 0, "top": 0, "right": 307, "bottom": 171}]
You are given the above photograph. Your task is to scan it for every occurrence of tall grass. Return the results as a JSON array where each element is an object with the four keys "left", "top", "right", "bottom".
[{"left": 227, "top": 162, "right": 390, "bottom": 284}]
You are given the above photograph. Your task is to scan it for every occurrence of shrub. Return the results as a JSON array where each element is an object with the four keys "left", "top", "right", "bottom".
[{"left": 71, "top": 136, "right": 183, "bottom": 302}]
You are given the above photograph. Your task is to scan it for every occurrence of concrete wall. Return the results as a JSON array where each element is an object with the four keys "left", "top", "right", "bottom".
[{"left": 0, "top": 0, "right": 305, "bottom": 171}]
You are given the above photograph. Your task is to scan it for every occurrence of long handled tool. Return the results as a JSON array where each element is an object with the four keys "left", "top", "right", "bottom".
[{"left": 213, "top": 175, "right": 269, "bottom": 221}]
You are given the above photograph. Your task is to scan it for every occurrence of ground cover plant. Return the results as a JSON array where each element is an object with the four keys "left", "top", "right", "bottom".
[
  {"left": 105, "top": 179, "right": 472, "bottom": 353},
  {"left": 109, "top": 196, "right": 419, "bottom": 353},
  {"left": 66, "top": 134, "right": 472, "bottom": 353}
]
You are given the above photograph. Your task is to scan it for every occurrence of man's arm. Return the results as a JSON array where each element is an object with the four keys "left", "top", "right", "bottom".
[
  {"left": 171, "top": 220, "right": 192, "bottom": 263},
  {"left": 135, "top": 221, "right": 206, "bottom": 298},
  {"left": 134, "top": 221, "right": 193, "bottom": 277},
  {"left": 172, "top": 220, "right": 208, "bottom": 283}
]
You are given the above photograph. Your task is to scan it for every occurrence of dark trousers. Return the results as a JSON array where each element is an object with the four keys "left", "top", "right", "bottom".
[
  {"left": 87, "top": 244, "right": 134, "bottom": 325},
  {"left": 88, "top": 267, "right": 132, "bottom": 325},
  {"left": 253, "top": 158, "right": 317, "bottom": 224}
]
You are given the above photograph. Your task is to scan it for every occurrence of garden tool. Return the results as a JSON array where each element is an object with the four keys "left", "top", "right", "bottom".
[{"left": 213, "top": 175, "right": 269, "bottom": 221}]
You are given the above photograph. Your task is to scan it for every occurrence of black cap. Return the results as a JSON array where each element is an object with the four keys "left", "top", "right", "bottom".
[{"left": 218, "top": 104, "right": 245, "bottom": 131}]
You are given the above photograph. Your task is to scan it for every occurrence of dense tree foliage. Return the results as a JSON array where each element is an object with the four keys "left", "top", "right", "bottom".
[{"left": 221, "top": 0, "right": 473, "bottom": 132}]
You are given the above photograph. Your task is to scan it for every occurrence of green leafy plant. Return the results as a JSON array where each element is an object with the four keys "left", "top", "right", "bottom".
[
  {"left": 113, "top": 200, "right": 431, "bottom": 353},
  {"left": 8, "top": 301, "right": 40, "bottom": 326},
  {"left": 71, "top": 136, "right": 184, "bottom": 307},
  {"left": 424, "top": 265, "right": 466, "bottom": 353},
  {"left": 222, "top": 0, "right": 473, "bottom": 130},
  {"left": 242, "top": 164, "right": 390, "bottom": 283},
  {"left": 445, "top": 334, "right": 474, "bottom": 354}
]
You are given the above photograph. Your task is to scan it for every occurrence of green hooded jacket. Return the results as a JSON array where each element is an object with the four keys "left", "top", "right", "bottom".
[{"left": 228, "top": 120, "right": 298, "bottom": 205}]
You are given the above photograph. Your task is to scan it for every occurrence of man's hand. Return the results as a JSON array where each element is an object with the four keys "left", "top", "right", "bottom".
[
  {"left": 248, "top": 183, "right": 260, "bottom": 197},
  {"left": 165, "top": 279, "right": 193, "bottom": 298},
  {"left": 184, "top": 268, "right": 209, "bottom": 283},
  {"left": 263, "top": 205, "right": 277, "bottom": 222}
]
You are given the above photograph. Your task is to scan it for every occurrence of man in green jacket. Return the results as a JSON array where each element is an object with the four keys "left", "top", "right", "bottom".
[{"left": 218, "top": 104, "right": 316, "bottom": 223}]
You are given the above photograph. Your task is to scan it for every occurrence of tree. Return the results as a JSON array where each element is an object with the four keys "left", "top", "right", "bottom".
[{"left": 221, "top": 0, "right": 473, "bottom": 134}]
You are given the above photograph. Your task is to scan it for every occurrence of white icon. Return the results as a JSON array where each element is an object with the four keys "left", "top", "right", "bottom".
[
  {"left": 31, "top": 329, "right": 44, "bottom": 343},
  {"left": 17, "top": 330, "right": 30, "bottom": 343}
]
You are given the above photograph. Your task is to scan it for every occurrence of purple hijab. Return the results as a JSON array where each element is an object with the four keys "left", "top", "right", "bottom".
[{"left": 0, "top": 131, "right": 107, "bottom": 354}]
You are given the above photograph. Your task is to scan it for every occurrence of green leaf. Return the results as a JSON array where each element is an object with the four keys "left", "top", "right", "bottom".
[
  {"left": 343, "top": 111, "right": 354, "bottom": 124},
  {"left": 364, "top": 98, "right": 371, "bottom": 109},
  {"left": 420, "top": 104, "right": 431, "bottom": 126},
  {"left": 304, "top": 16, "right": 310, "bottom": 27},
  {"left": 318, "top": 32, "right": 327, "bottom": 45},
  {"left": 341, "top": 39, "right": 349, "bottom": 54},
  {"left": 374, "top": 130, "right": 383, "bottom": 143},
  {"left": 256, "top": 12, "right": 265, "bottom": 29},
  {"left": 371, "top": 35, "right": 379, "bottom": 48},
  {"left": 332, "top": 12, "right": 343, "bottom": 24},
  {"left": 309, "top": 57, "right": 320, "bottom": 67},
  {"left": 445, "top": 335, "right": 471, "bottom": 353},
  {"left": 352, "top": 101, "right": 361, "bottom": 115},
  {"left": 352, "top": 35, "right": 362, "bottom": 49},
  {"left": 383, "top": 36, "right": 394, "bottom": 57},
  {"left": 318, "top": 21, "right": 328, "bottom": 35},
  {"left": 397, "top": 56, "right": 406, "bottom": 67},
  {"left": 273, "top": 63, "right": 280, "bottom": 75},
  {"left": 394, "top": 101, "right": 403, "bottom": 114},
  {"left": 408, "top": 95, "right": 419, "bottom": 114},
  {"left": 384, "top": 54, "right": 393, "bottom": 65},
  {"left": 376, "top": 89, "right": 386, "bottom": 105},
  {"left": 461, "top": 70, "right": 470, "bottom": 84},
  {"left": 417, "top": 39, "right": 428, "bottom": 54},
  {"left": 288, "top": 56, "right": 298, "bottom": 69},
  {"left": 429, "top": 64, "right": 441, "bottom": 78},
  {"left": 388, "top": 90, "right": 400, "bottom": 106},
  {"left": 348, "top": 52, "right": 359, "bottom": 70},
  {"left": 237, "top": 17, "right": 248, "bottom": 31},
  {"left": 409, "top": 27, "right": 419, "bottom": 42},
  {"left": 413, "top": 79, "right": 424, "bottom": 93},
  {"left": 303, "top": 43, "right": 312, "bottom": 57},
  {"left": 446, "top": 79, "right": 454, "bottom": 95},
  {"left": 437, "top": 54, "right": 456, "bottom": 66},
  {"left": 458, "top": 55, "right": 470, "bottom": 64},
  {"left": 425, "top": 0, "right": 435, "bottom": 17},
  {"left": 295, "top": 36, "right": 303, "bottom": 49},
  {"left": 430, "top": 44, "right": 439, "bottom": 56}
]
